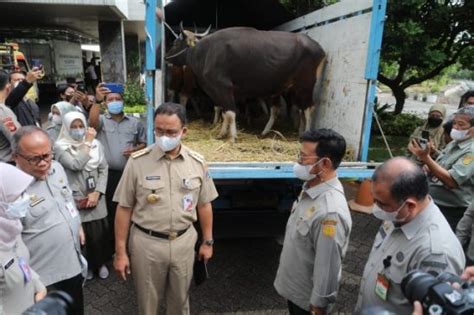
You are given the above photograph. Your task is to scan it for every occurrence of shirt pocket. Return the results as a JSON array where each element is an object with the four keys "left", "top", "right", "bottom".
[
  {"left": 141, "top": 179, "right": 166, "bottom": 204},
  {"left": 29, "top": 197, "right": 49, "bottom": 218}
]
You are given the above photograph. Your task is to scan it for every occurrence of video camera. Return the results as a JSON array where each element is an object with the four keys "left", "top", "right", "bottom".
[
  {"left": 402, "top": 270, "right": 474, "bottom": 315},
  {"left": 22, "top": 291, "right": 73, "bottom": 315}
]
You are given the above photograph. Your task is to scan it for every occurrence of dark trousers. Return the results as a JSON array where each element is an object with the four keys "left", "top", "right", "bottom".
[
  {"left": 46, "top": 273, "right": 84, "bottom": 315},
  {"left": 106, "top": 169, "right": 123, "bottom": 251},
  {"left": 437, "top": 204, "right": 468, "bottom": 231},
  {"left": 288, "top": 300, "right": 310, "bottom": 315}
]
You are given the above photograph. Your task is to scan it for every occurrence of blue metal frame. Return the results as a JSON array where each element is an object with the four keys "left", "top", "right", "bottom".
[
  {"left": 361, "top": 0, "right": 388, "bottom": 161},
  {"left": 145, "top": 0, "right": 162, "bottom": 145}
]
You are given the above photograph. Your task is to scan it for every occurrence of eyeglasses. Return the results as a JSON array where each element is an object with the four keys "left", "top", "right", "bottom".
[
  {"left": 296, "top": 152, "right": 319, "bottom": 164},
  {"left": 16, "top": 152, "right": 52, "bottom": 166},
  {"left": 154, "top": 128, "right": 182, "bottom": 137}
]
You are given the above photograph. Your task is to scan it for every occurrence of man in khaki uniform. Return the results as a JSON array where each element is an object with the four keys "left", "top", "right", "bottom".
[
  {"left": 274, "top": 129, "right": 352, "bottom": 315},
  {"left": 355, "top": 157, "right": 465, "bottom": 314},
  {"left": 113, "top": 102, "right": 218, "bottom": 315}
]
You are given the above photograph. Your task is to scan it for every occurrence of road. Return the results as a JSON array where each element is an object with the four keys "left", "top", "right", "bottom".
[{"left": 83, "top": 183, "right": 381, "bottom": 315}]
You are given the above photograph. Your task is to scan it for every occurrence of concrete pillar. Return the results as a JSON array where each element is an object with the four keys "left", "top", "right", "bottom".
[
  {"left": 98, "top": 20, "right": 127, "bottom": 83},
  {"left": 125, "top": 34, "right": 140, "bottom": 80}
]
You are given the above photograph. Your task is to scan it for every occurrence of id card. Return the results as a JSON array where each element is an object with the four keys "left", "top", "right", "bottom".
[
  {"left": 183, "top": 194, "right": 193, "bottom": 212},
  {"left": 375, "top": 273, "right": 390, "bottom": 301},
  {"left": 66, "top": 202, "right": 79, "bottom": 218},
  {"left": 18, "top": 257, "right": 32, "bottom": 284},
  {"left": 86, "top": 176, "right": 96, "bottom": 191}
]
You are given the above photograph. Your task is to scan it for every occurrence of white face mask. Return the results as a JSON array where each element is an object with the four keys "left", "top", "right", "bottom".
[
  {"left": 450, "top": 128, "right": 470, "bottom": 141},
  {"left": 52, "top": 114, "right": 62, "bottom": 126},
  {"left": 1, "top": 194, "right": 31, "bottom": 219},
  {"left": 372, "top": 201, "right": 408, "bottom": 223},
  {"left": 156, "top": 133, "right": 182, "bottom": 152},
  {"left": 293, "top": 158, "right": 326, "bottom": 181}
]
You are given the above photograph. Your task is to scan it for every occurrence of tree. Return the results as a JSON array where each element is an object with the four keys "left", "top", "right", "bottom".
[{"left": 379, "top": 0, "right": 474, "bottom": 114}]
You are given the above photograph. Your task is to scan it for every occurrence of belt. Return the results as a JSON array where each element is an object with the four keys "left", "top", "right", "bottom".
[{"left": 134, "top": 223, "right": 188, "bottom": 240}]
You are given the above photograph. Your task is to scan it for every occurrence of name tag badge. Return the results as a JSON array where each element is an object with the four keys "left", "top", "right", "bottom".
[
  {"left": 18, "top": 257, "right": 32, "bottom": 284},
  {"left": 86, "top": 176, "right": 96, "bottom": 191},
  {"left": 183, "top": 194, "right": 193, "bottom": 212},
  {"left": 146, "top": 176, "right": 161, "bottom": 181},
  {"left": 3, "top": 258, "right": 14, "bottom": 270},
  {"left": 66, "top": 202, "right": 78, "bottom": 218},
  {"left": 375, "top": 273, "right": 390, "bottom": 301}
]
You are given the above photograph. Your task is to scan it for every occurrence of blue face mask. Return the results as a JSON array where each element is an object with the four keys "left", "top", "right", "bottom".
[
  {"left": 107, "top": 101, "right": 124, "bottom": 115},
  {"left": 1, "top": 194, "right": 32, "bottom": 219},
  {"left": 70, "top": 128, "right": 85, "bottom": 141}
]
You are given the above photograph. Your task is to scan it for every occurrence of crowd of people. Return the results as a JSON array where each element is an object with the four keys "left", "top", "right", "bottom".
[{"left": 0, "top": 63, "right": 473, "bottom": 315}]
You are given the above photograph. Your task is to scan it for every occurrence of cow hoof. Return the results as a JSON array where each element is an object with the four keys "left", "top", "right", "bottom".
[{"left": 216, "top": 133, "right": 227, "bottom": 140}]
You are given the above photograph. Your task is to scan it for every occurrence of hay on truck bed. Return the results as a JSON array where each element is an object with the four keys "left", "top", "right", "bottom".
[{"left": 182, "top": 120, "right": 301, "bottom": 162}]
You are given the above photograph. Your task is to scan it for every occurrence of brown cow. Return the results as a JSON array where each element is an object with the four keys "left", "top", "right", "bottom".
[{"left": 166, "top": 27, "right": 325, "bottom": 142}]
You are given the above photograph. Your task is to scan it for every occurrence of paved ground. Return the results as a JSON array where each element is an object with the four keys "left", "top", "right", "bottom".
[{"left": 83, "top": 183, "right": 381, "bottom": 315}]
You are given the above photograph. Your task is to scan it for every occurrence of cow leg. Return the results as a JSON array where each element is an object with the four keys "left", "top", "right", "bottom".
[
  {"left": 291, "top": 105, "right": 300, "bottom": 130},
  {"left": 217, "top": 110, "right": 230, "bottom": 139},
  {"left": 189, "top": 98, "right": 202, "bottom": 117},
  {"left": 304, "top": 106, "right": 314, "bottom": 132},
  {"left": 258, "top": 98, "right": 269, "bottom": 116},
  {"left": 213, "top": 106, "right": 222, "bottom": 125},
  {"left": 261, "top": 105, "right": 280, "bottom": 136},
  {"left": 179, "top": 94, "right": 188, "bottom": 107},
  {"left": 298, "top": 109, "right": 306, "bottom": 135},
  {"left": 227, "top": 111, "right": 237, "bottom": 142}
]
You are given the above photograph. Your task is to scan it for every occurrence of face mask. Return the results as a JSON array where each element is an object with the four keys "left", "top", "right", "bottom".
[
  {"left": 70, "top": 128, "right": 85, "bottom": 141},
  {"left": 2, "top": 194, "right": 31, "bottom": 219},
  {"left": 107, "top": 101, "right": 124, "bottom": 115},
  {"left": 294, "top": 157, "right": 327, "bottom": 181},
  {"left": 52, "top": 114, "right": 62, "bottom": 125},
  {"left": 372, "top": 201, "right": 408, "bottom": 223},
  {"left": 156, "top": 133, "right": 182, "bottom": 152},
  {"left": 427, "top": 117, "right": 443, "bottom": 128},
  {"left": 450, "top": 128, "right": 470, "bottom": 141}
]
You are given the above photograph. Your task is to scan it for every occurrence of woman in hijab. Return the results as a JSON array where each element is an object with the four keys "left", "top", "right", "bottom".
[
  {"left": 0, "top": 162, "right": 47, "bottom": 313},
  {"left": 46, "top": 101, "right": 77, "bottom": 141},
  {"left": 406, "top": 104, "right": 447, "bottom": 166},
  {"left": 54, "top": 112, "right": 111, "bottom": 280}
]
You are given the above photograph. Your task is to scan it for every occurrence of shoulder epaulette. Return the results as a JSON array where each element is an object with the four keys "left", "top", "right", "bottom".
[
  {"left": 131, "top": 147, "right": 152, "bottom": 159},
  {"left": 188, "top": 149, "right": 205, "bottom": 164}
]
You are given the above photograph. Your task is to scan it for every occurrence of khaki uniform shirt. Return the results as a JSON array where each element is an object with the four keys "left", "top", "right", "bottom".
[
  {"left": 0, "top": 236, "right": 45, "bottom": 315},
  {"left": 54, "top": 142, "right": 109, "bottom": 223},
  {"left": 0, "top": 104, "right": 21, "bottom": 162},
  {"left": 274, "top": 177, "right": 352, "bottom": 310},
  {"left": 97, "top": 114, "right": 146, "bottom": 171},
  {"left": 355, "top": 200, "right": 465, "bottom": 314},
  {"left": 21, "top": 161, "right": 84, "bottom": 286},
  {"left": 456, "top": 203, "right": 474, "bottom": 262},
  {"left": 113, "top": 144, "right": 218, "bottom": 233},
  {"left": 429, "top": 138, "right": 474, "bottom": 208}
]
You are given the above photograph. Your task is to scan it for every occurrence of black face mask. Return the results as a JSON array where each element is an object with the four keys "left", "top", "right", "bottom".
[{"left": 427, "top": 117, "right": 443, "bottom": 128}]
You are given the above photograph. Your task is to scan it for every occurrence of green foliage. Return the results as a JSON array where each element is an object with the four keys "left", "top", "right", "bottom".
[
  {"left": 123, "top": 80, "right": 146, "bottom": 107},
  {"left": 372, "top": 103, "right": 423, "bottom": 137},
  {"left": 123, "top": 105, "right": 146, "bottom": 114},
  {"left": 378, "top": 0, "right": 473, "bottom": 113}
]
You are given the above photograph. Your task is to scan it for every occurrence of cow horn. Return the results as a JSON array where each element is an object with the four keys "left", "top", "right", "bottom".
[
  {"left": 179, "top": 21, "right": 185, "bottom": 33},
  {"left": 193, "top": 22, "right": 198, "bottom": 34},
  {"left": 195, "top": 25, "right": 211, "bottom": 37}
]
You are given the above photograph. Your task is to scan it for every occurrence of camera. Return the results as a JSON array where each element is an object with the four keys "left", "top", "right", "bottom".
[
  {"left": 402, "top": 270, "right": 474, "bottom": 315},
  {"left": 22, "top": 291, "right": 73, "bottom": 315}
]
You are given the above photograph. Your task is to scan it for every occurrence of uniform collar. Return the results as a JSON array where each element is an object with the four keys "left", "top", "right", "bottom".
[
  {"left": 303, "top": 177, "right": 342, "bottom": 200},
  {"left": 104, "top": 113, "right": 128, "bottom": 121},
  {"left": 398, "top": 198, "right": 436, "bottom": 240},
  {"left": 455, "top": 137, "right": 473, "bottom": 149}
]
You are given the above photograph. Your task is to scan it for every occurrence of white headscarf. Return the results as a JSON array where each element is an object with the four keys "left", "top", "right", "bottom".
[
  {"left": 0, "top": 163, "right": 34, "bottom": 251},
  {"left": 55, "top": 112, "right": 103, "bottom": 172}
]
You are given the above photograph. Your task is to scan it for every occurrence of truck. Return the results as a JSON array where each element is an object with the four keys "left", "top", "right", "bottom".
[
  {"left": 0, "top": 42, "right": 39, "bottom": 101},
  {"left": 144, "top": 0, "right": 387, "bottom": 238},
  {"left": 12, "top": 39, "right": 84, "bottom": 103}
]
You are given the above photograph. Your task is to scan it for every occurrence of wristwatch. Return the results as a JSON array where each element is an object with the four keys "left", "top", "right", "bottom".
[{"left": 202, "top": 239, "right": 214, "bottom": 246}]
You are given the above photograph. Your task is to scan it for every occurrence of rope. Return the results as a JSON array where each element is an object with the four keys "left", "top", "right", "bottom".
[{"left": 373, "top": 109, "right": 394, "bottom": 159}]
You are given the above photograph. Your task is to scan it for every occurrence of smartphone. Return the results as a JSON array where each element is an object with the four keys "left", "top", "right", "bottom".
[
  {"left": 421, "top": 130, "right": 430, "bottom": 140},
  {"left": 77, "top": 84, "right": 86, "bottom": 93},
  {"left": 103, "top": 83, "right": 124, "bottom": 94}
]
